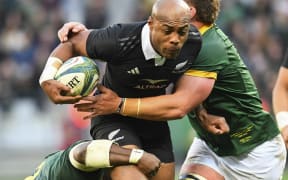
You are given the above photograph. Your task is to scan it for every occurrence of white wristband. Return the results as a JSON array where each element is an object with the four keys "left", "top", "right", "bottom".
[
  {"left": 276, "top": 112, "right": 288, "bottom": 131},
  {"left": 39, "top": 57, "right": 63, "bottom": 85},
  {"left": 129, "top": 149, "right": 144, "bottom": 164}
]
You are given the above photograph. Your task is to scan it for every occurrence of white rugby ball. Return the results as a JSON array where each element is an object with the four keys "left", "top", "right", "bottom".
[{"left": 54, "top": 56, "right": 100, "bottom": 96}]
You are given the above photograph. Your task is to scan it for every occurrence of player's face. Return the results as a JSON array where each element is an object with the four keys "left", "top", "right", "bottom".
[{"left": 149, "top": 16, "right": 190, "bottom": 59}]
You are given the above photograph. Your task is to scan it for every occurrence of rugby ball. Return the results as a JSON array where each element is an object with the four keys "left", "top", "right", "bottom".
[{"left": 54, "top": 56, "right": 100, "bottom": 96}]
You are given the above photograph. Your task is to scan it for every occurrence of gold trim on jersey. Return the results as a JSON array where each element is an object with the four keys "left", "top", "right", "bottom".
[
  {"left": 24, "top": 161, "right": 46, "bottom": 180},
  {"left": 199, "top": 24, "right": 213, "bottom": 35},
  {"left": 185, "top": 69, "right": 217, "bottom": 79}
]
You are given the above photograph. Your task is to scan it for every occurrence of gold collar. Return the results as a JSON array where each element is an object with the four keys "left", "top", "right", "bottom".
[{"left": 199, "top": 24, "right": 213, "bottom": 35}]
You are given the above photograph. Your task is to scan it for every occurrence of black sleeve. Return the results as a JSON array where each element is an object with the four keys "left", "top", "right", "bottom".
[
  {"left": 282, "top": 48, "right": 288, "bottom": 68},
  {"left": 188, "top": 25, "right": 202, "bottom": 57},
  {"left": 180, "top": 24, "right": 202, "bottom": 60},
  {"left": 86, "top": 24, "right": 122, "bottom": 61}
]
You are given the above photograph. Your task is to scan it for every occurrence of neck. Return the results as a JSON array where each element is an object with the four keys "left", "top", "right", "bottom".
[{"left": 191, "top": 21, "right": 205, "bottom": 29}]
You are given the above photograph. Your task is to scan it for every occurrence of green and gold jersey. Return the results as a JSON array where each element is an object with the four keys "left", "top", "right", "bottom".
[
  {"left": 25, "top": 140, "right": 103, "bottom": 180},
  {"left": 185, "top": 24, "right": 279, "bottom": 156}
]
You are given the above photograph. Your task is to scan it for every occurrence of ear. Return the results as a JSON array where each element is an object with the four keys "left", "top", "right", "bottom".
[
  {"left": 147, "top": 16, "right": 154, "bottom": 30},
  {"left": 147, "top": 16, "right": 153, "bottom": 25},
  {"left": 190, "top": 6, "right": 196, "bottom": 18}
]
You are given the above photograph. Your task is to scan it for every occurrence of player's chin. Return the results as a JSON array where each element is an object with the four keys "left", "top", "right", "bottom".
[
  {"left": 163, "top": 53, "right": 176, "bottom": 60},
  {"left": 164, "top": 50, "right": 180, "bottom": 59}
]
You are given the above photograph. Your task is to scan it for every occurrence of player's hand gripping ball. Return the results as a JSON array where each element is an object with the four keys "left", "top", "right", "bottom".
[{"left": 54, "top": 56, "right": 100, "bottom": 96}]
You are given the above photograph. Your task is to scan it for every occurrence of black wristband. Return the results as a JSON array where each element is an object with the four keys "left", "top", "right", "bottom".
[{"left": 116, "top": 98, "right": 125, "bottom": 113}]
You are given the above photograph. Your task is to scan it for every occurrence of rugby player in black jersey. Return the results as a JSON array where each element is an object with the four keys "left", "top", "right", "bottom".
[
  {"left": 58, "top": 0, "right": 286, "bottom": 180},
  {"left": 39, "top": 0, "right": 201, "bottom": 179}
]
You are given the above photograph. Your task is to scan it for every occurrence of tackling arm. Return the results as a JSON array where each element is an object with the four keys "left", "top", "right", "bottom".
[
  {"left": 120, "top": 75, "right": 215, "bottom": 120},
  {"left": 76, "top": 75, "right": 228, "bottom": 134},
  {"left": 77, "top": 75, "right": 214, "bottom": 120},
  {"left": 273, "top": 66, "right": 288, "bottom": 149}
]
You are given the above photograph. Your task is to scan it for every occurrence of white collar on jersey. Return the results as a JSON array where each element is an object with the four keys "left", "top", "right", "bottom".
[{"left": 141, "top": 24, "right": 162, "bottom": 61}]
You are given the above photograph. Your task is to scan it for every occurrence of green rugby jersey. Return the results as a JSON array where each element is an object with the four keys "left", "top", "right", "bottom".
[
  {"left": 185, "top": 24, "right": 279, "bottom": 156},
  {"left": 26, "top": 140, "right": 103, "bottom": 180}
]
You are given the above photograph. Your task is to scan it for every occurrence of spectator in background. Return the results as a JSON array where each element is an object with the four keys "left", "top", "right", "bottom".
[
  {"left": 0, "top": 53, "right": 17, "bottom": 113},
  {"left": 218, "top": 0, "right": 287, "bottom": 110}
]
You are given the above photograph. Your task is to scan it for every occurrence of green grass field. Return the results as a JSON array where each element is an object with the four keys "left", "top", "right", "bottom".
[{"left": 283, "top": 170, "right": 288, "bottom": 180}]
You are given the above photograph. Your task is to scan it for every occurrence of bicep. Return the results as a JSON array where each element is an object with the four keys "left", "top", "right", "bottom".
[
  {"left": 69, "top": 30, "right": 92, "bottom": 57},
  {"left": 273, "top": 67, "right": 288, "bottom": 113},
  {"left": 173, "top": 74, "right": 215, "bottom": 111},
  {"left": 85, "top": 27, "right": 121, "bottom": 60},
  {"left": 275, "top": 67, "right": 288, "bottom": 88}
]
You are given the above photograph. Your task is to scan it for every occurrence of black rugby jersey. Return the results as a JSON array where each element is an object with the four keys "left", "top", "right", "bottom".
[{"left": 86, "top": 21, "right": 202, "bottom": 98}]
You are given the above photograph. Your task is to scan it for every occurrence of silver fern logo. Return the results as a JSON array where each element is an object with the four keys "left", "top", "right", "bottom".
[
  {"left": 108, "top": 129, "right": 121, "bottom": 140},
  {"left": 175, "top": 60, "right": 188, "bottom": 70}
]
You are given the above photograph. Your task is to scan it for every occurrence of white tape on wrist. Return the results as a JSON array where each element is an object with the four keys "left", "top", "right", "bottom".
[
  {"left": 129, "top": 149, "right": 144, "bottom": 164},
  {"left": 85, "top": 140, "right": 113, "bottom": 168},
  {"left": 276, "top": 112, "right": 288, "bottom": 131},
  {"left": 39, "top": 57, "right": 63, "bottom": 85}
]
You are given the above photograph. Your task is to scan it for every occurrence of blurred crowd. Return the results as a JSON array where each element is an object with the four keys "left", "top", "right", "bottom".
[
  {"left": 218, "top": 0, "right": 288, "bottom": 111},
  {"left": 0, "top": 0, "right": 287, "bottom": 115},
  {"left": 0, "top": 1, "right": 287, "bottom": 178}
]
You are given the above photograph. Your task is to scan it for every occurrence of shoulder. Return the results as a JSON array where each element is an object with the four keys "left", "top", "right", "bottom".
[
  {"left": 187, "top": 25, "right": 202, "bottom": 43},
  {"left": 183, "top": 25, "right": 202, "bottom": 53},
  {"left": 87, "top": 21, "right": 145, "bottom": 59},
  {"left": 180, "top": 25, "right": 202, "bottom": 59},
  {"left": 185, "top": 25, "right": 202, "bottom": 51},
  {"left": 200, "top": 26, "right": 231, "bottom": 59},
  {"left": 116, "top": 21, "right": 146, "bottom": 32},
  {"left": 90, "top": 21, "right": 146, "bottom": 38}
]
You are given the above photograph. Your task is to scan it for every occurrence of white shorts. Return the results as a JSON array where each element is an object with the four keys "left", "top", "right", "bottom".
[{"left": 182, "top": 135, "right": 286, "bottom": 180}]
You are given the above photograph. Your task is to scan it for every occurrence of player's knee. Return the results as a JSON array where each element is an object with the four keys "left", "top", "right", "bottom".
[{"left": 179, "top": 173, "right": 207, "bottom": 180}]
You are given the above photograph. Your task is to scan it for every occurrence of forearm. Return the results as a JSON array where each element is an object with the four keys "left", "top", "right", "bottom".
[
  {"left": 120, "top": 94, "right": 197, "bottom": 121},
  {"left": 109, "top": 145, "right": 144, "bottom": 166},
  {"left": 273, "top": 86, "right": 288, "bottom": 130},
  {"left": 39, "top": 30, "right": 90, "bottom": 85},
  {"left": 49, "top": 42, "right": 76, "bottom": 62},
  {"left": 273, "top": 67, "right": 288, "bottom": 130},
  {"left": 119, "top": 76, "right": 214, "bottom": 121}
]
